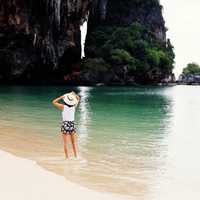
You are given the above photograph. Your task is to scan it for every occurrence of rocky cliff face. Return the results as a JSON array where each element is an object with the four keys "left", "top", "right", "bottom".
[
  {"left": 89, "top": 0, "right": 166, "bottom": 40},
  {"left": 0, "top": 0, "right": 90, "bottom": 83},
  {"left": 82, "top": 0, "right": 174, "bottom": 85},
  {"left": 0, "top": 0, "right": 172, "bottom": 84}
]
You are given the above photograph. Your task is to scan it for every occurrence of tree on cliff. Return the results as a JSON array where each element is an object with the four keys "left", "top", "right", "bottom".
[{"left": 83, "top": 23, "right": 174, "bottom": 84}]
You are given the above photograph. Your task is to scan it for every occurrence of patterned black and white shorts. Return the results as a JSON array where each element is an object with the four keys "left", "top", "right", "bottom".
[{"left": 61, "top": 121, "right": 76, "bottom": 134}]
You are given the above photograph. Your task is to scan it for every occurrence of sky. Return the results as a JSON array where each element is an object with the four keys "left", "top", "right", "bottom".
[{"left": 161, "top": 0, "right": 200, "bottom": 77}]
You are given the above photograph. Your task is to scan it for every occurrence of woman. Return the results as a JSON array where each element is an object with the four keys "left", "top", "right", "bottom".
[{"left": 52, "top": 91, "right": 80, "bottom": 159}]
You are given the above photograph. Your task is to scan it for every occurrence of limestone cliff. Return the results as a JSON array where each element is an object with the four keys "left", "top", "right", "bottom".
[
  {"left": 82, "top": 0, "right": 174, "bottom": 85},
  {"left": 0, "top": 0, "right": 90, "bottom": 83},
  {"left": 0, "top": 0, "right": 173, "bottom": 84},
  {"left": 89, "top": 0, "right": 166, "bottom": 41}
]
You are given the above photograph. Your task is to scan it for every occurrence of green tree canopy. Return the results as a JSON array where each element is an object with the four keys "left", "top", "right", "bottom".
[
  {"left": 84, "top": 22, "right": 175, "bottom": 84},
  {"left": 182, "top": 63, "right": 200, "bottom": 76}
]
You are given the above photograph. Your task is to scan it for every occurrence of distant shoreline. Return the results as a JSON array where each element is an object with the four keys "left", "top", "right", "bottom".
[
  {"left": 1, "top": 82, "right": 200, "bottom": 88},
  {"left": 0, "top": 82, "right": 178, "bottom": 87}
]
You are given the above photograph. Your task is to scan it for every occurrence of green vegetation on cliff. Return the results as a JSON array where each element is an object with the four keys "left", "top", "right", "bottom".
[
  {"left": 178, "top": 63, "right": 200, "bottom": 85},
  {"left": 83, "top": 23, "right": 174, "bottom": 85}
]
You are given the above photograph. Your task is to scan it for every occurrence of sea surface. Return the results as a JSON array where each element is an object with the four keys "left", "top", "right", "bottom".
[{"left": 0, "top": 85, "right": 200, "bottom": 199}]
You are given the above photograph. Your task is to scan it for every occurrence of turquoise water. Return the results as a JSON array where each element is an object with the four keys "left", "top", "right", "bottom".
[{"left": 0, "top": 85, "right": 200, "bottom": 199}]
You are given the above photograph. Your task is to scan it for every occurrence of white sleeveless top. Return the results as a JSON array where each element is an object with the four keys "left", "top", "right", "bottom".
[{"left": 62, "top": 105, "right": 75, "bottom": 121}]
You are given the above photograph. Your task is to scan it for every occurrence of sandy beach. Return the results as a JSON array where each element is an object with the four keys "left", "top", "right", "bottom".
[{"left": 0, "top": 150, "right": 131, "bottom": 200}]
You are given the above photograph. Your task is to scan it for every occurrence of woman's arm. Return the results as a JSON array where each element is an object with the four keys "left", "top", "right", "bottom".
[{"left": 52, "top": 96, "right": 64, "bottom": 111}]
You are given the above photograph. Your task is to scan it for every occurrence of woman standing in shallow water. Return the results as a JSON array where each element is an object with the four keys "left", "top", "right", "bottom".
[{"left": 52, "top": 91, "right": 80, "bottom": 159}]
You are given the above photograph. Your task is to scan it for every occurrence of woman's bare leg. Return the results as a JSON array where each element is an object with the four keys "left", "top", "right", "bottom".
[
  {"left": 70, "top": 132, "right": 78, "bottom": 158},
  {"left": 62, "top": 134, "right": 69, "bottom": 159}
]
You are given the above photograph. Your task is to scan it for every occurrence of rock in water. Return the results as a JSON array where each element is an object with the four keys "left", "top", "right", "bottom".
[{"left": 82, "top": 0, "right": 174, "bottom": 85}]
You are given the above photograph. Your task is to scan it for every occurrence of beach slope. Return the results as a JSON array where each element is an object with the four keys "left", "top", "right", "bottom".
[{"left": 0, "top": 150, "right": 130, "bottom": 200}]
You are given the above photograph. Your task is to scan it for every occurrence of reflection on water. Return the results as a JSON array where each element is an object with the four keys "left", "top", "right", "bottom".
[
  {"left": 152, "top": 86, "right": 200, "bottom": 200},
  {"left": 77, "top": 86, "right": 92, "bottom": 138},
  {"left": 0, "top": 86, "right": 200, "bottom": 199}
]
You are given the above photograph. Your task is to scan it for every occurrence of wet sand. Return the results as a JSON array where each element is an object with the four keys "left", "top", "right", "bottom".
[
  {"left": 0, "top": 150, "right": 131, "bottom": 200},
  {"left": 0, "top": 127, "right": 147, "bottom": 198}
]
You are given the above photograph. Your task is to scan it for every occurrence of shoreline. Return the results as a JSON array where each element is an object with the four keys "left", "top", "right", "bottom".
[
  {"left": 0, "top": 149, "right": 131, "bottom": 200},
  {"left": 0, "top": 81, "right": 177, "bottom": 87}
]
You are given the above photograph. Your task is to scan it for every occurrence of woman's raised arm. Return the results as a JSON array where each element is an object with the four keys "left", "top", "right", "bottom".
[{"left": 52, "top": 96, "right": 64, "bottom": 111}]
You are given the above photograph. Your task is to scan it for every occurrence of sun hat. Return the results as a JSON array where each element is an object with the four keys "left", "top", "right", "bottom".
[{"left": 63, "top": 92, "right": 78, "bottom": 106}]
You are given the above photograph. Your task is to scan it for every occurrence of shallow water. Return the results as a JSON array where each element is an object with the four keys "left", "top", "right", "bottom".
[{"left": 0, "top": 85, "right": 200, "bottom": 199}]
